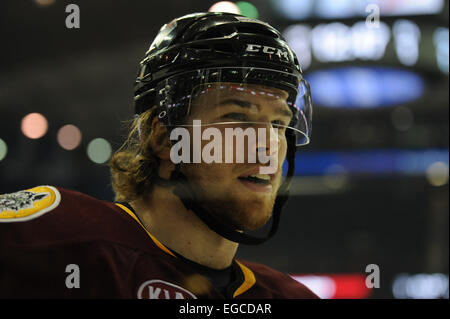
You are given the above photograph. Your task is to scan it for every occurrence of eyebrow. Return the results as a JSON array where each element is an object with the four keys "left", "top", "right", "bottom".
[
  {"left": 217, "top": 98, "right": 293, "bottom": 118},
  {"left": 217, "top": 98, "right": 254, "bottom": 108}
]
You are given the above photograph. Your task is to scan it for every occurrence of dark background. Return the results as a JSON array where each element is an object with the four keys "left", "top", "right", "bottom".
[{"left": 0, "top": 0, "right": 448, "bottom": 298}]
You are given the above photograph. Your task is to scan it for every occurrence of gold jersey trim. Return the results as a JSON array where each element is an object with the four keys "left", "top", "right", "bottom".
[
  {"left": 234, "top": 260, "right": 256, "bottom": 297},
  {"left": 115, "top": 203, "right": 177, "bottom": 258}
]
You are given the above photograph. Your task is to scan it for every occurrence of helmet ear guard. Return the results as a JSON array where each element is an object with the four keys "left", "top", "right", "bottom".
[{"left": 133, "top": 12, "right": 312, "bottom": 245}]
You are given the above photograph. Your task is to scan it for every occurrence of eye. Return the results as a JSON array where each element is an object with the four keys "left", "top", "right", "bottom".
[{"left": 222, "top": 113, "right": 248, "bottom": 121}]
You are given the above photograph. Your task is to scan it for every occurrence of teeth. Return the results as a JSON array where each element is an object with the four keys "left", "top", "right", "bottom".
[{"left": 249, "top": 173, "right": 270, "bottom": 181}]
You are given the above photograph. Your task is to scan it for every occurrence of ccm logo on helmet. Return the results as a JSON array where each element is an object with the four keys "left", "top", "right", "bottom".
[{"left": 245, "top": 44, "right": 289, "bottom": 61}]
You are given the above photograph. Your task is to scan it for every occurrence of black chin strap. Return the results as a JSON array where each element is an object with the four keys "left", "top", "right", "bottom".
[{"left": 154, "top": 133, "right": 297, "bottom": 245}]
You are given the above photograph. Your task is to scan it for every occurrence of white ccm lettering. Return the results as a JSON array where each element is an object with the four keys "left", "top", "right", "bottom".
[{"left": 245, "top": 44, "right": 289, "bottom": 61}]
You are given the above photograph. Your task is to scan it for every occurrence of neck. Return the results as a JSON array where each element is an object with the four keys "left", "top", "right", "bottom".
[{"left": 130, "top": 185, "right": 239, "bottom": 270}]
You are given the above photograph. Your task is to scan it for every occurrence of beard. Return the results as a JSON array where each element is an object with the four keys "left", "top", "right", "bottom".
[
  {"left": 198, "top": 194, "right": 275, "bottom": 231},
  {"left": 181, "top": 165, "right": 277, "bottom": 231}
]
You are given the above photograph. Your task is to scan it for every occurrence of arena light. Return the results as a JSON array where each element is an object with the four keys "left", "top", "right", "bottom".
[
  {"left": 426, "top": 161, "right": 449, "bottom": 187},
  {"left": 311, "top": 22, "right": 353, "bottom": 62},
  {"left": 0, "top": 138, "right": 7, "bottom": 161},
  {"left": 271, "top": 0, "right": 314, "bottom": 20},
  {"left": 209, "top": 2, "right": 240, "bottom": 14},
  {"left": 392, "top": 273, "right": 449, "bottom": 299},
  {"left": 236, "top": 1, "right": 259, "bottom": 19},
  {"left": 315, "top": 0, "right": 361, "bottom": 19},
  {"left": 272, "top": 0, "right": 444, "bottom": 20},
  {"left": 283, "top": 21, "right": 391, "bottom": 68},
  {"left": 291, "top": 275, "right": 336, "bottom": 299},
  {"left": 87, "top": 138, "right": 112, "bottom": 164},
  {"left": 315, "top": 0, "right": 444, "bottom": 18},
  {"left": 34, "top": 0, "right": 56, "bottom": 6},
  {"left": 305, "top": 67, "right": 424, "bottom": 109},
  {"left": 21, "top": 113, "right": 49, "bottom": 139},
  {"left": 393, "top": 20, "right": 421, "bottom": 66},
  {"left": 285, "top": 21, "right": 446, "bottom": 74},
  {"left": 292, "top": 149, "right": 449, "bottom": 176},
  {"left": 311, "top": 22, "right": 390, "bottom": 63},
  {"left": 433, "top": 28, "right": 449, "bottom": 74},
  {"left": 380, "top": 0, "right": 444, "bottom": 17},
  {"left": 291, "top": 274, "right": 371, "bottom": 299},
  {"left": 57, "top": 124, "right": 82, "bottom": 151},
  {"left": 283, "top": 24, "right": 312, "bottom": 70}
]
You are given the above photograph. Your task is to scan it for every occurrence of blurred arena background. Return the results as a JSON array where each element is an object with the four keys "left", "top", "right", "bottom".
[{"left": 0, "top": 0, "right": 448, "bottom": 299}]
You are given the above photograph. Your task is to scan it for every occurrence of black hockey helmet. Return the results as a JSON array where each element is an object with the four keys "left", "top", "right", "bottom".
[{"left": 134, "top": 12, "right": 312, "bottom": 146}]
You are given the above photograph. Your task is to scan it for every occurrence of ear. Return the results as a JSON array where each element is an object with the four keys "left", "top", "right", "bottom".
[{"left": 149, "top": 116, "right": 172, "bottom": 161}]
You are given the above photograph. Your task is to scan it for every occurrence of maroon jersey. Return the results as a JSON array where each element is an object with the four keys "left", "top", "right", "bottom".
[{"left": 0, "top": 186, "right": 318, "bottom": 299}]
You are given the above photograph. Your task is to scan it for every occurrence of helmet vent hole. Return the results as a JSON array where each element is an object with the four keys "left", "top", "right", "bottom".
[{"left": 235, "top": 25, "right": 278, "bottom": 38}]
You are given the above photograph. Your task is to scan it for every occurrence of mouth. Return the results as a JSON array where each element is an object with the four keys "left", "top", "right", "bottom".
[{"left": 237, "top": 168, "right": 277, "bottom": 193}]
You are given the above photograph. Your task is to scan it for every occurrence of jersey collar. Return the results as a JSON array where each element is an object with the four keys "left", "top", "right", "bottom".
[{"left": 115, "top": 201, "right": 256, "bottom": 298}]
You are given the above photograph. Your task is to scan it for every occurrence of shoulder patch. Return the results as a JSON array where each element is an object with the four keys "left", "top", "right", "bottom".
[{"left": 0, "top": 186, "right": 61, "bottom": 222}]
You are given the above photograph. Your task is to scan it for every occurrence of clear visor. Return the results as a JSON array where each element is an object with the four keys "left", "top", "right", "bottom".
[{"left": 156, "top": 67, "right": 312, "bottom": 146}]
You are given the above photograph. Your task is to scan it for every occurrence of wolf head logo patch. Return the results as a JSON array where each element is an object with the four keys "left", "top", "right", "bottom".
[{"left": 0, "top": 186, "right": 61, "bottom": 222}]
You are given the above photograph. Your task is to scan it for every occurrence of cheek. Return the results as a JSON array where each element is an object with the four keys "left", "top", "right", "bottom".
[{"left": 278, "top": 136, "right": 288, "bottom": 164}]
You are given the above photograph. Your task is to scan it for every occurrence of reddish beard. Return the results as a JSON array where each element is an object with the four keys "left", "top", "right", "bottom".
[{"left": 189, "top": 183, "right": 277, "bottom": 231}]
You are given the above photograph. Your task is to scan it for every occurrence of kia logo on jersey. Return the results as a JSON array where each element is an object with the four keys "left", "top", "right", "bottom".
[
  {"left": 137, "top": 279, "right": 197, "bottom": 299},
  {"left": 245, "top": 44, "right": 290, "bottom": 62}
]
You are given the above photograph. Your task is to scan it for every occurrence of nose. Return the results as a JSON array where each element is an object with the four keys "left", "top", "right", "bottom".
[{"left": 255, "top": 123, "right": 279, "bottom": 159}]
